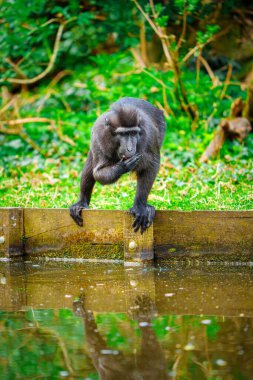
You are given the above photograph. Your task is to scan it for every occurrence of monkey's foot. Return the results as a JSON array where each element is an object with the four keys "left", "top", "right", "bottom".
[
  {"left": 69, "top": 200, "right": 89, "bottom": 227},
  {"left": 129, "top": 204, "right": 155, "bottom": 234}
]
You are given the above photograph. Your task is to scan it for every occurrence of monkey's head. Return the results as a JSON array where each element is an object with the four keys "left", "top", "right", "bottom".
[{"left": 105, "top": 105, "right": 143, "bottom": 160}]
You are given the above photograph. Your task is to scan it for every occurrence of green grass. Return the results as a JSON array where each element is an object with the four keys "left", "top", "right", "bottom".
[
  {"left": 1, "top": 128, "right": 252, "bottom": 211},
  {"left": 1, "top": 53, "right": 252, "bottom": 211}
]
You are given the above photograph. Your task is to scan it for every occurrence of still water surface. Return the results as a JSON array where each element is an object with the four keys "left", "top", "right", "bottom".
[{"left": 0, "top": 260, "right": 252, "bottom": 379}]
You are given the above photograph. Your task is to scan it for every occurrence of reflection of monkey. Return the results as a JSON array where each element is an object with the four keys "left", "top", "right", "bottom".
[{"left": 73, "top": 294, "right": 169, "bottom": 380}]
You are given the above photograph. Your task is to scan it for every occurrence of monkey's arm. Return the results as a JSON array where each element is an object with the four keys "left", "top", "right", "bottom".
[
  {"left": 93, "top": 154, "right": 142, "bottom": 185},
  {"left": 130, "top": 157, "right": 160, "bottom": 234},
  {"left": 70, "top": 150, "right": 95, "bottom": 226}
]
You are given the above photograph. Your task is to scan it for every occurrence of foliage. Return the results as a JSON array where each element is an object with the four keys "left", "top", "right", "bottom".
[
  {"left": 1, "top": 50, "right": 253, "bottom": 209},
  {"left": 0, "top": 0, "right": 140, "bottom": 83},
  {"left": 0, "top": 0, "right": 252, "bottom": 210}
]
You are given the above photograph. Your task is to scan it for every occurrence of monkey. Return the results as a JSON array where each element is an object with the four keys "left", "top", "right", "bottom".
[{"left": 70, "top": 97, "right": 165, "bottom": 234}]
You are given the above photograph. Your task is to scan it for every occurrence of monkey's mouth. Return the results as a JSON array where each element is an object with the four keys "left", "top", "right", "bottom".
[{"left": 120, "top": 155, "right": 129, "bottom": 161}]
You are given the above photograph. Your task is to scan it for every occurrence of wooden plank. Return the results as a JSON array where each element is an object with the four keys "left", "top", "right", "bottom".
[
  {"left": 24, "top": 208, "right": 124, "bottom": 259},
  {"left": 124, "top": 211, "right": 154, "bottom": 262},
  {"left": 1, "top": 208, "right": 253, "bottom": 260},
  {"left": 154, "top": 211, "right": 253, "bottom": 259},
  {"left": 0, "top": 208, "right": 24, "bottom": 257}
]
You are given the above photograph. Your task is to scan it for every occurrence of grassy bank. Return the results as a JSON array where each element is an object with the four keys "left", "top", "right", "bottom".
[{"left": 1, "top": 53, "right": 252, "bottom": 211}]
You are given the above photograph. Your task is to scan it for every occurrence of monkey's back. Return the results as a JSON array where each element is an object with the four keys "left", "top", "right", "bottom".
[{"left": 111, "top": 97, "right": 166, "bottom": 146}]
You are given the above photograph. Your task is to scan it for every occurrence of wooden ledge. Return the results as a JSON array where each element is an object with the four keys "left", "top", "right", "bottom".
[{"left": 0, "top": 208, "right": 253, "bottom": 261}]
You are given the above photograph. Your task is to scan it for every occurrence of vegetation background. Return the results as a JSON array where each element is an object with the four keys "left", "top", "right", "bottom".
[{"left": 0, "top": 0, "right": 252, "bottom": 211}]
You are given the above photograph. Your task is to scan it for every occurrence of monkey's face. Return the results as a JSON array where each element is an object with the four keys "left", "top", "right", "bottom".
[
  {"left": 104, "top": 108, "right": 142, "bottom": 160},
  {"left": 114, "top": 127, "right": 141, "bottom": 160}
]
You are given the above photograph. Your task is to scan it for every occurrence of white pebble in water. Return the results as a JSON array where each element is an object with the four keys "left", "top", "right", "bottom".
[
  {"left": 165, "top": 293, "right": 174, "bottom": 297},
  {"left": 139, "top": 322, "right": 149, "bottom": 327},
  {"left": 100, "top": 349, "right": 119, "bottom": 355},
  {"left": 59, "top": 371, "right": 69, "bottom": 377},
  {"left": 129, "top": 241, "right": 137, "bottom": 250},
  {"left": 0, "top": 276, "right": 6, "bottom": 285},
  {"left": 201, "top": 319, "right": 212, "bottom": 325},
  {"left": 216, "top": 359, "right": 227, "bottom": 366},
  {"left": 0, "top": 236, "right": 5, "bottom": 244},
  {"left": 183, "top": 343, "right": 195, "bottom": 351},
  {"left": 65, "top": 294, "right": 72, "bottom": 298}
]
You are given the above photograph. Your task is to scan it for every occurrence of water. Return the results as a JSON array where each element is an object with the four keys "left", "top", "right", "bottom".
[{"left": 0, "top": 260, "right": 253, "bottom": 379}]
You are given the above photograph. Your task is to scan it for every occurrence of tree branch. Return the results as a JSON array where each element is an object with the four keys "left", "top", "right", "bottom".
[
  {"left": 6, "top": 23, "right": 65, "bottom": 85},
  {"left": 176, "top": 1, "right": 187, "bottom": 51}
]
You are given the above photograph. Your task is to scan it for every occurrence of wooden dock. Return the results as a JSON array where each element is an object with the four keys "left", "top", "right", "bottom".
[{"left": 0, "top": 208, "right": 253, "bottom": 262}]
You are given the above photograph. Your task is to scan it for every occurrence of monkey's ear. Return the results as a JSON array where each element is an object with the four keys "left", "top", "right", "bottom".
[
  {"left": 105, "top": 115, "right": 110, "bottom": 128},
  {"left": 137, "top": 114, "right": 142, "bottom": 127}
]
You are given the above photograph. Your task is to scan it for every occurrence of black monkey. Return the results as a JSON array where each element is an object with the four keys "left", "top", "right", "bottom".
[{"left": 70, "top": 97, "right": 165, "bottom": 234}]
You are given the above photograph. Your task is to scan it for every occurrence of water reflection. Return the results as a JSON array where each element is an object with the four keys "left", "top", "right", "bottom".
[
  {"left": 74, "top": 293, "right": 167, "bottom": 380},
  {"left": 0, "top": 260, "right": 252, "bottom": 379}
]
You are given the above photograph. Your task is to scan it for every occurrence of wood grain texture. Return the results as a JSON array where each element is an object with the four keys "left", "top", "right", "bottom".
[
  {"left": 24, "top": 208, "right": 124, "bottom": 258},
  {"left": 154, "top": 211, "right": 253, "bottom": 258},
  {"left": 0, "top": 208, "right": 23, "bottom": 257},
  {"left": 1, "top": 208, "right": 253, "bottom": 260}
]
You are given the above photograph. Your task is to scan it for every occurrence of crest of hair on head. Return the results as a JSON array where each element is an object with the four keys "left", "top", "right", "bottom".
[{"left": 113, "top": 105, "right": 139, "bottom": 127}]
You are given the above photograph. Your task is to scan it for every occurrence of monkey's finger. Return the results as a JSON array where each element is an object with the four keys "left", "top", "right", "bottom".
[
  {"left": 72, "top": 209, "right": 83, "bottom": 226},
  {"left": 133, "top": 215, "right": 145, "bottom": 232},
  {"left": 132, "top": 214, "right": 142, "bottom": 229},
  {"left": 134, "top": 224, "right": 141, "bottom": 233},
  {"left": 141, "top": 220, "right": 148, "bottom": 234},
  {"left": 74, "top": 216, "right": 83, "bottom": 226},
  {"left": 127, "top": 154, "right": 142, "bottom": 165},
  {"left": 147, "top": 207, "right": 155, "bottom": 225},
  {"left": 140, "top": 216, "right": 149, "bottom": 234}
]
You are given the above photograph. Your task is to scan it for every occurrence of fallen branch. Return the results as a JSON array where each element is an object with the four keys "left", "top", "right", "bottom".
[
  {"left": 0, "top": 123, "right": 46, "bottom": 155},
  {"left": 1, "top": 117, "right": 55, "bottom": 125},
  {"left": 0, "top": 117, "right": 75, "bottom": 151},
  {"left": 200, "top": 117, "right": 252, "bottom": 163}
]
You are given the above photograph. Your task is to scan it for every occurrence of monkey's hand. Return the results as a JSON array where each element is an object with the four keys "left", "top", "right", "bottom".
[
  {"left": 130, "top": 204, "right": 155, "bottom": 234},
  {"left": 131, "top": 294, "right": 157, "bottom": 323},
  {"left": 69, "top": 200, "right": 89, "bottom": 227},
  {"left": 119, "top": 154, "right": 142, "bottom": 174}
]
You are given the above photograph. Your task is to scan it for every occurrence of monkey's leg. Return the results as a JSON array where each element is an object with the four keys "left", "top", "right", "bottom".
[
  {"left": 73, "top": 295, "right": 126, "bottom": 376},
  {"left": 70, "top": 150, "right": 95, "bottom": 226},
  {"left": 130, "top": 161, "right": 159, "bottom": 234}
]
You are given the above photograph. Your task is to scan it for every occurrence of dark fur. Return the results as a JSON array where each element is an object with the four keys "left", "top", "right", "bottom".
[{"left": 70, "top": 97, "right": 166, "bottom": 233}]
